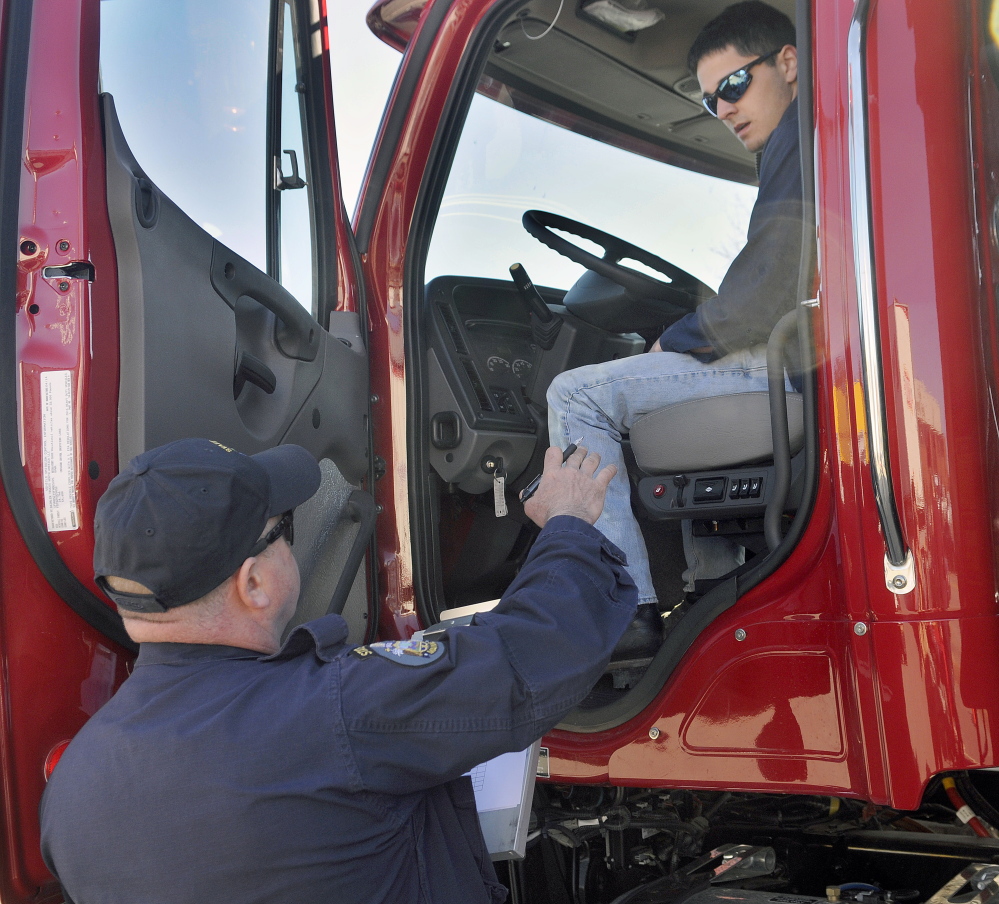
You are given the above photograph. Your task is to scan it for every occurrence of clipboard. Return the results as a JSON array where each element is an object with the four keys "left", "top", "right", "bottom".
[
  {"left": 423, "top": 601, "right": 541, "bottom": 860},
  {"left": 466, "top": 740, "right": 541, "bottom": 861}
]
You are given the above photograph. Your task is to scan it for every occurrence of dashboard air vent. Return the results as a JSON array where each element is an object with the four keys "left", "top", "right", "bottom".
[
  {"left": 439, "top": 304, "right": 469, "bottom": 355},
  {"left": 460, "top": 358, "right": 492, "bottom": 411}
]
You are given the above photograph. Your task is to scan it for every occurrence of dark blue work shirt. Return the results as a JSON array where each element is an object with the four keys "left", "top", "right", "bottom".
[
  {"left": 40, "top": 516, "right": 637, "bottom": 904},
  {"left": 660, "top": 98, "right": 805, "bottom": 357}
]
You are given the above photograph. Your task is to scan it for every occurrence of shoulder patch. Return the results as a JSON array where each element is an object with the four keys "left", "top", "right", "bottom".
[{"left": 351, "top": 639, "right": 445, "bottom": 666}]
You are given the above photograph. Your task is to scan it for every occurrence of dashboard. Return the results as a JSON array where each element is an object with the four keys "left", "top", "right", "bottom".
[
  {"left": 429, "top": 277, "right": 542, "bottom": 434},
  {"left": 425, "top": 275, "right": 643, "bottom": 494},
  {"left": 474, "top": 331, "right": 534, "bottom": 384}
]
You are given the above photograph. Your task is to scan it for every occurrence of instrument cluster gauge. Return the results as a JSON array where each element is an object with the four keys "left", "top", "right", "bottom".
[
  {"left": 486, "top": 355, "right": 511, "bottom": 373},
  {"left": 512, "top": 359, "right": 533, "bottom": 378}
]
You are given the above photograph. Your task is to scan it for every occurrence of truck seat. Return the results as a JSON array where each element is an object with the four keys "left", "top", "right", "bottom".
[{"left": 630, "top": 391, "right": 804, "bottom": 474}]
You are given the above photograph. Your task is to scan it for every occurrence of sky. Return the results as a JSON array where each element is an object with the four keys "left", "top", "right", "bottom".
[{"left": 328, "top": 2, "right": 404, "bottom": 216}]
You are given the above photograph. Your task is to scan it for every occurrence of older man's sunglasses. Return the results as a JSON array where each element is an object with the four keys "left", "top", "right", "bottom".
[
  {"left": 248, "top": 510, "right": 295, "bottom": 557},
  {"left": 701, "top": 49, "right": 780, "bottom": 117}
]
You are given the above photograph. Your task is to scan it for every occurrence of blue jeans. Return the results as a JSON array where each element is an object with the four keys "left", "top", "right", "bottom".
[{"left": 547, "top": 346, "right": 775, "bottom": 605}]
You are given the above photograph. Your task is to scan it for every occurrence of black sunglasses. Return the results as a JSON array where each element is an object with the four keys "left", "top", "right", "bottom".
[
  {"left": 248, "top": 510, "right": 295, "bottom": 557},
  {"left": 701, "top": 49, "right": 780, "bottom": 117}
]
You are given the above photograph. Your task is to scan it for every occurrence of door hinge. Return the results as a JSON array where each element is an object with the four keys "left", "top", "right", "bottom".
[{"left": 884, "top": 551, "right": 915, "bottom": 594}]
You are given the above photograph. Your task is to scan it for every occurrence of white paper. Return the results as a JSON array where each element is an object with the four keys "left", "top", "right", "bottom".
[
  {"left": 467, "top": 748, "right": 530, "bottom": 812},
  {"left": 41, "top": 370, "right": 79, "bottom": 532}
]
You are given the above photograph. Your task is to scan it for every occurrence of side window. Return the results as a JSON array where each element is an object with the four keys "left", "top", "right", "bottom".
[
  {"left": 99, "top": 0, "right": 316, "bottom": 311},
  {"left": 272, "top": 0, "right": 313, "bottom": 307}
]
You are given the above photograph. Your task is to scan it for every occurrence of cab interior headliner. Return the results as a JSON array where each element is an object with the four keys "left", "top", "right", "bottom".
[{"left": 372, "top": 0, "right": 797, "bottom": 183}]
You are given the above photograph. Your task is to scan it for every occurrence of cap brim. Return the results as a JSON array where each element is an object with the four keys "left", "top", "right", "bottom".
[{"left": 251, "top": 445, "right": 322, "bottom": 515}]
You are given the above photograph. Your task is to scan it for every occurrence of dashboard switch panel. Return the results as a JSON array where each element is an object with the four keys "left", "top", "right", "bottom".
[{"left": 637, "top": 464, "right": 787, "bottom": 521}]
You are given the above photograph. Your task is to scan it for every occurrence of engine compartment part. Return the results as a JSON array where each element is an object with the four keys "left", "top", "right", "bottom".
[{"left": 503, "top": 778, "right": 999, "bottom": 904}]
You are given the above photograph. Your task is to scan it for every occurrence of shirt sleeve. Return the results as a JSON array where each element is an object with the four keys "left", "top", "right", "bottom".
[
  {"left": 334, "top": 516, "right": 637, "bottom": 795},
  {"left": 660, "top": 102, "right": 804, "bottom": 357},
  {"left": 657, "top": 311, "right": 717, "bottom": 362}
]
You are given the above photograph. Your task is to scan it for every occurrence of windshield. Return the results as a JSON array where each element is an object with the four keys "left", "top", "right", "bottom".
[{"left": 427, "top": 92, "right": 757, "bottom": 292}]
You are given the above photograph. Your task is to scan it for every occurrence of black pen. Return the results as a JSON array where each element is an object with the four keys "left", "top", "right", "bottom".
[{"left": 519, "top": 443, "right": 578, "bottom": 502}]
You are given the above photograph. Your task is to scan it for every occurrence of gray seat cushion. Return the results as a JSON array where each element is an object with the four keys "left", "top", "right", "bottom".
[{"left": 630, "top": 391, "right": 804, "bottom": 474}]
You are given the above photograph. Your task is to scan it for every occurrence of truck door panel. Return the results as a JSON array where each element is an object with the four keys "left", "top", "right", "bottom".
[
  {"left": 101, "top": 93, "right": 367, "bottom": 478},
  {"left": 0, "top": 0, "right": 371, "bottom": 896}
]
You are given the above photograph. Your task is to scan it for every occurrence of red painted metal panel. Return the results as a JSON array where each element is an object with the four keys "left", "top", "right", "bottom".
[
  {"left": 859, "top": 0, "right": 999, "bottom": 807},
  {"left": 810, "top": 0, "right": 893, "bottom": 806},
  {"left": 970, "top": 0, "right": 999, "bottom": 623},
  {"left": 357, "top": 0, "right": 999, "bottom": 812},
  {"left": 2, "top": 1, "right": 133, "bottom": 898},
  {"left": 866, "top": 0, "right": 995, "bottom": 622},
  {"left": 362, "top": 0, "right": 495, "bottom": 641},
  {"left": 317, "top": 0, "right": 365, "bottom": 319}
]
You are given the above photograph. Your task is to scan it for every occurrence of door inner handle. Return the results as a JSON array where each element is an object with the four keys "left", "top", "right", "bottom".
[{"left": 233, "top": 351, "right": 277, "bottom": 399}]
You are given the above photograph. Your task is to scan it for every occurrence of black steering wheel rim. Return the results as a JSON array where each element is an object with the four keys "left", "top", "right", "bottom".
[{"left": 522, "top": 210, "right": 714, "bottom": 312}]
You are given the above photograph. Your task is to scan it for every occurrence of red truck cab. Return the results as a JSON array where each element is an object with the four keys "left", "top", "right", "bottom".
[{"left": 4, "top": 0, "right": 999, "bottom": 901}]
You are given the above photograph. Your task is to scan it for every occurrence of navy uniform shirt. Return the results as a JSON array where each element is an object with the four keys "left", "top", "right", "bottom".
[
  {"left": 40, "top": 516, "right": 637, "bottom": 904},
  {"left": 659, "top": 98, "right": 805, "bottom": 357}
]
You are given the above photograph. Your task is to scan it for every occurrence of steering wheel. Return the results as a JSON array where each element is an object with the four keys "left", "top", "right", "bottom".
[{"left": 522, "top": 210, "right": 715, "bottom": 312}]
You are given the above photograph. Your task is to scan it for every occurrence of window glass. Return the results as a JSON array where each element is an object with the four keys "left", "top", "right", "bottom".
[
  {"left": 276, "top": 0, "right": 313, "bottom": 306},
  {"left": 427, "top": 93, "right": 757, "bottom": 293},
  {"left": 100, "top": 0, "right": 270, "bottom": 270},
  {"left": 100, "top": 0, "right": 314, "bottom": 309},
  {"left": 326, "top": 2, "right": 402, "bottom": 217}
]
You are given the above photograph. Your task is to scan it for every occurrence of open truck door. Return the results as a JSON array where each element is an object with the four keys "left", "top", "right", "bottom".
[{"left": 0, "top": 1, "right": 372, "bottom": 897}]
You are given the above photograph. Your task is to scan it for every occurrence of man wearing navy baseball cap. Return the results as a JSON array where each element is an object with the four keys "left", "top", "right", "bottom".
[
  {"left": 40, "top": 438, "right": 637, "bottom": 903},
  {"left": 89, "top": 438, "right": 321, "bottom": 646}
]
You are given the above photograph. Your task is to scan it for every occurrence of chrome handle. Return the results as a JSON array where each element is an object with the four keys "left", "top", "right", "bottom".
[{"left": 848, "top": 0, "right": 915, "bottom": 592}]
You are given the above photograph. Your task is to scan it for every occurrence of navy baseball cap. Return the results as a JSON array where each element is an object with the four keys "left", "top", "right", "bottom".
[{"left": 93, "top": 439, "right": 321, "bottom": 613}]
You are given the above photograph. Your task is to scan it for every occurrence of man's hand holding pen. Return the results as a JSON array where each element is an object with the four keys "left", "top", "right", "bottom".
[{"left": 520, "top": 444, "right": 616, "bottom": 529}]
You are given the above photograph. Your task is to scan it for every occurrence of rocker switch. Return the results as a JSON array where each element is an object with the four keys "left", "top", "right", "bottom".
[{"left": 693, "top": 477, "right": 726, "bottom": 503}]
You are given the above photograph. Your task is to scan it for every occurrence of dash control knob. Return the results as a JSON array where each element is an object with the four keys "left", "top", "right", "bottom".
[{"left": 653, "top": 484, "right": 666, "bottom": 498}]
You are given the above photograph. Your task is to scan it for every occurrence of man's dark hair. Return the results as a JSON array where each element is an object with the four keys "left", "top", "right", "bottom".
[{"left": 688, "top": 1, "right": 796, "bottom": 74}]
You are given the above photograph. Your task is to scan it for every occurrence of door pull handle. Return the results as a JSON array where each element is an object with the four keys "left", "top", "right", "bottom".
[{"left": 233, "top": 351, "right": 277, "bottom": 399}]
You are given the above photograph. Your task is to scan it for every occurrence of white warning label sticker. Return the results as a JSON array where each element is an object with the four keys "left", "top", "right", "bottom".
[{"left": 41, "top": 370, "right": 79, "bottom": 532}]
